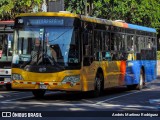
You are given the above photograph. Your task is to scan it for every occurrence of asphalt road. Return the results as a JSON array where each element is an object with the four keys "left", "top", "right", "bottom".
[{"left": 0, "top": 78, "right": 160, "bottom": 119}]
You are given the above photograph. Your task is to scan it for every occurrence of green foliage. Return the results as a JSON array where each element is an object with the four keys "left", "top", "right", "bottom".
[
  {"left": 0, "top": 0, "right": 42, "bottom": 20},
  {"left": 64, "top": 0, "right": 83, "bottom": 14},
  {"left": 0, "top": 0, "right": 159, "bottom": 31},
  {"left": 65, "top": 0, "right": 160, "bottom": 31}
]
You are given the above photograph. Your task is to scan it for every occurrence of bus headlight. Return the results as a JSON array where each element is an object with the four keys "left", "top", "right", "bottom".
[
  {"left": 12, "top": 74, "right": 23, "bottom": 80},
  {"left": 62, "top": 75, "right": 80, "bottom": 84}
]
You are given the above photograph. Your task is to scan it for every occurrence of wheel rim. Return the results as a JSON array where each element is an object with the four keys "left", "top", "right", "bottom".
[
  {"left": 139, "top": 70, "right": 144, "bottom": 89},
  {"left": 140, "top": 73, "right": 143, "bottom": 86},
  {"left": 96, "top": 77, "right": 101, "bottom": 91}
]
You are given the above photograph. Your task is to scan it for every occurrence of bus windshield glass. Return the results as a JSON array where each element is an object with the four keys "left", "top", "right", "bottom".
[{"left": 13, "top": 26, "right": 80, "bottom": 68}]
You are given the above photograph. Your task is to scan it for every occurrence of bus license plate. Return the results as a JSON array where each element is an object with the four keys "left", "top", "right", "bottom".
[
  {"left": 4, "top": 78, "right": 11, "bottom": 82},
  {"left": 39, "top": 85, "right": 47, "bottom": 89}
]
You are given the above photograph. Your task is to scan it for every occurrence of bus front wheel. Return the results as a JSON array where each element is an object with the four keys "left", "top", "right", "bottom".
[{"left": 32, "top": 90, "right": 46, "bottom": 98}]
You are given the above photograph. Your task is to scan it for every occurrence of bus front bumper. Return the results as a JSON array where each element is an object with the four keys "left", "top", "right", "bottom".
[
  {"left": 11, "top": 80, "right": 81, "bottom": 91},
  {"left": 0, "top": 77, "right": 11, "bottom": 85}
]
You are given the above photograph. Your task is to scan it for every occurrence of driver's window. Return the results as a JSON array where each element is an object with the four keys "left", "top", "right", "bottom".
[{"left": 68, "top": 30, "right": 79, "bottom": 63}]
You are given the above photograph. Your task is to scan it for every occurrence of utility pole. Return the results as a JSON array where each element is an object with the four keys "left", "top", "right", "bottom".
[
  {"left": 83, "top": 0, "right": 93, "bottom": 16},
  {"left": 88, "top": 0, "right": 93, "bottom": 16},
  {"left": 42, "top": 0, "right": 47, "bottom": 12},
  {"left": 84, "top": 0, "right": 87, "bottom": 16}
]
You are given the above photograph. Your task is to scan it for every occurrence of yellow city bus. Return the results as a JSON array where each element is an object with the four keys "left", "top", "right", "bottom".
[{"left": 11, "top": 12, "right": 157, "bottom": 98}]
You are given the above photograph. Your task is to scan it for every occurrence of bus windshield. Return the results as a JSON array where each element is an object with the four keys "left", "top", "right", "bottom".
[{"left": 13, "top": 26, "right": 80, "bottom": 68}]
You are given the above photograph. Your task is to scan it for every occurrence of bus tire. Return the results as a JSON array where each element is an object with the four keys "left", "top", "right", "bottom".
[
  {"left": 92, "top": 72, "right": 104, "bottom": 97},
  {"left": 127, "top": 69, "right": 145, "bottom": 90},
  {"left": 136, "top": 69, "right": 145, "bottom": 90},
  {"left": 32, "top": 90, "right": 46, "bottom": 98},
  {"left": 6, "top": 84, "right": 12, "bottom": 90}
]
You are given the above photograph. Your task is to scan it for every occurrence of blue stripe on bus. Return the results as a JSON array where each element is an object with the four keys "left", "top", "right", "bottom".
[
  {"left": 125, "top": 60, "right": 156, "bottom": 85},
  {"left": 128, "top": 24, "right": 156, "bottom": 33}
]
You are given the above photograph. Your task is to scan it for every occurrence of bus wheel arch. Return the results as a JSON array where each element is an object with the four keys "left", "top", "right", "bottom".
[
  {"left": 127, "top": 66, "right": 145, "bottom": 90},
  {"left": 137, "top": 66, "right": 145, "bottom": 90},
  {"left": 93, "top": 68, "right": 104, "bottom": 97}
]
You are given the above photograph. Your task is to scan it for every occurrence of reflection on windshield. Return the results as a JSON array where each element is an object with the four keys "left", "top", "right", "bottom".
[{"left": 13, "top": 27, "right": 80, "bottom": 68}]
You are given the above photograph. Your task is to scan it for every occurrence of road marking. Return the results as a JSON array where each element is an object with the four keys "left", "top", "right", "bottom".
[
  {"left": 149, "top": 99, "right": 160, "bottom": 109},
  {"left": 81, "top": 99, "right": 95, "bottom": 104},
  {"left": 0, "top": 87, "right": 156, "bottom": 104},
  {"left": 149, "top": 99, "right": 160, "bottom": 104},
  {"left": 96, "top": 91, "right": 142, "bottom": 105},
  {"left": 0, "top": 82, "right": 159, "bottom": 111},
  {"left": 96, "top": 87, "right": 156, "bottom": 105}
]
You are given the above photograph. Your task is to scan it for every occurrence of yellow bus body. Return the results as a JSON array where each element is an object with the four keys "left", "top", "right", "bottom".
[{"left": 12, "top": 61, "right": 124, "bottom": 91}]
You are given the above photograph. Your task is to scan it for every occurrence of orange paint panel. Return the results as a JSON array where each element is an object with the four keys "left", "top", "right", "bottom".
[
  {"left": 119, "top": 61, "right": 126, "bottom": 85},
  {"left": 123, "top": 23, "right": 128, "bottom": 28}
]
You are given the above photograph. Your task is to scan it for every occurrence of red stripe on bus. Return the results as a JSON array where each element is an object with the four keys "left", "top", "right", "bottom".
[
  {"left": 53, "top": 83, "right": 57, "bottom": 85},
  {"left": 66, "top": 82, "right": 71, "bottom": 84},
  {"left": 44, "top": 83, "right": 49, "bottom": 85},
  {"left": 76, "top": 83, "right": 80, "bottom": 85},
  {"left": 36, "top": 82, "right": 40, "bottom": 85}
]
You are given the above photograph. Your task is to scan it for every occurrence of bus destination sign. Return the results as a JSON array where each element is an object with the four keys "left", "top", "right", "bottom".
[{"left": 27, "top": 18, "right": 64, "bottom": 26}]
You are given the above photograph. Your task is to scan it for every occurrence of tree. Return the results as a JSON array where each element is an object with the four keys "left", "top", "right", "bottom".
[
  {"left": 0, "top": 0, "right": 42, "bottom": 20},
  {"left": 64, "top": 0, "right": 83, "bottom": 14},
  {"left": 0, "top": 0, "right": 159, "bottom": 31},
  {"left": 64, "top": 0, "right": 160, "bottom": 31}
]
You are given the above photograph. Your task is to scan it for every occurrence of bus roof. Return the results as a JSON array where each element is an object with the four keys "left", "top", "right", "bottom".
[
  {"left": 128, "top": 24, "right": 156, "bottom": 33},
  {"left": 16, "top": 12, "right": 156, "bottom": 33},
  {"left": 81, "top": 15, "right": 156, "bottom": 33},
  {"left": 16, "top": 12, "right": 79, "bottom": 18}
]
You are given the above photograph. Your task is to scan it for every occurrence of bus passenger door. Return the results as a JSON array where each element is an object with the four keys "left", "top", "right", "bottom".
[
  {"left": 81, "top": 23, "right": 96, "bottom": 91},
  {"left": 105, "top": 57, "right": 121, "bottom": 87},
  {"left": 105, "top": 33, "right": 126, "bottom": 87}
]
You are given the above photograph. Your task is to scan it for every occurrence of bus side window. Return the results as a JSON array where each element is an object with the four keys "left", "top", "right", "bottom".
[
  {"left": 127, "top": 35, "right": 134, "bottom": 51},
  {"left": 102, "top": 51, "right": 111, "bottom": 61},
  {"left": 83, "top": 33, "right": 89, "bottom": 56},
  {"left": 104, "top": 32, "right": 110, "bottom": 51},
  {"left": 135, "top": 36, "right": 140, "bottom": 52},
  {"left": 82, "top": 23, "right": 94, "bottom": 66},
  {"left": 110, "top": 33, "right": 115, "bottom": 51}
]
